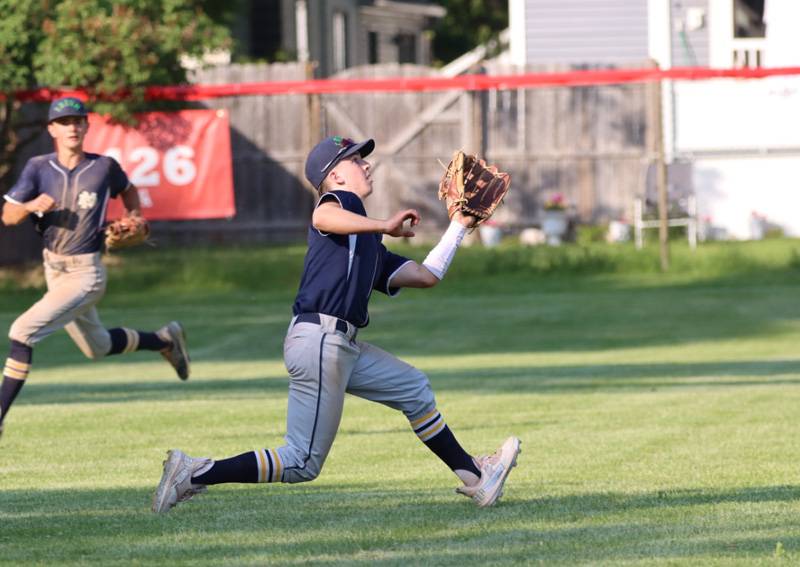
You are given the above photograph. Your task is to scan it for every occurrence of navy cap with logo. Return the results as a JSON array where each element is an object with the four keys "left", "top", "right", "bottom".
[
  {"left": 48, "top": 97, "right": 88, "bottom": 122},
  {"left": 304, "top": 136, "right": 375, "bottom": 189}
]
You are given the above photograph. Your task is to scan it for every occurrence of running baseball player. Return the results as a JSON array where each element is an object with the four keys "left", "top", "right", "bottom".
[
  {"left": 0, "top": 97, "right": 190, "bottom": 440},
  {"left": 153, "top": 135, "right": 520, "bottom": 512}
]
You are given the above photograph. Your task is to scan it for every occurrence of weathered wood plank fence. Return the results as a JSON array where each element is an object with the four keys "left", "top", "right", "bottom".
[{"left": 1, "top": 61, "right": 655, "bottom": 265}]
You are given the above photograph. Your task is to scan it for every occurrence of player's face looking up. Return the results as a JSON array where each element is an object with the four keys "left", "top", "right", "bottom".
[
  {"left": 330, "top": 155, "right": 373, "bottom": 198},
  {"left": 47, "top": 116, "right": 89, "bottom": 151}
]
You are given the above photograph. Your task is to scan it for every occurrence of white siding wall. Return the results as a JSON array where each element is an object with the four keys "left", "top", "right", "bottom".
[{"left": 524, "top": 0, "right": 649, "bottom": 65}]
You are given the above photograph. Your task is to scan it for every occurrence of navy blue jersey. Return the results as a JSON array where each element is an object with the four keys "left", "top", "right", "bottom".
[
  {"left": 292, "top": 190, "right": 412, "bottom": 327},
  {"left": 4, "top": 152, "right": 130, "bottom": 255}
]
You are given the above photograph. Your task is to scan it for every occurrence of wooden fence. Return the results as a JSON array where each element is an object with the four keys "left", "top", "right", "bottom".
[{"left": 0, "top": 61, "right": 656, "bottom": 265}]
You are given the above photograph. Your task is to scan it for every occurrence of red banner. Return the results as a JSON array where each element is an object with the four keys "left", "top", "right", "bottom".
[{"left": 85, "top": 109, "right": 235, "bottom": 220}]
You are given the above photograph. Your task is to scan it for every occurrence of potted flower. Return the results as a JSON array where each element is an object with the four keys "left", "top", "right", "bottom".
[
  {"left": 478, "top": 218, "right": 503, "bottom": 247},
  {"left": 542, "top": 193, "right": 568, "bottom": 245}
]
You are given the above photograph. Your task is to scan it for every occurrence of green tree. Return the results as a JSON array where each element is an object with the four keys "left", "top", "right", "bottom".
[
  {"left": 431, "top": 0, "right": 508, "bottom": 66},
  {"left": 0, "top": 1, "right": 47, "bottom": 186},
  {"left": 0, "top": 0, "right": 231, "bottom": 189}
]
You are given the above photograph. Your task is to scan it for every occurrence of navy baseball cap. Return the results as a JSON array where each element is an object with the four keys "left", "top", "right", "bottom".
[
  {"left": 304, "top": 136, "right": 375, "bottom": 189},
  {"left": 48, "top": 97, "right": 88, "bottom": 122}
]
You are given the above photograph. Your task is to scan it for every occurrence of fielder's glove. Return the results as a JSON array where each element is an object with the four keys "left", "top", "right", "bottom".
[
  {"left": 104, "top": 215, "right": 150, "bottom": 251},
  {"left": 438, "top": 150, "right": 511, "bottom": 227}
]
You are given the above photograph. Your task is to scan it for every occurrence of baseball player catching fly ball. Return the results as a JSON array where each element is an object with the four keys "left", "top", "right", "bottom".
[
  {"left": 153, "top": 135, "right": 519, "bottom": 512},
  {"left": 0, "top": 97, "right": 190, "bottom": 440}
]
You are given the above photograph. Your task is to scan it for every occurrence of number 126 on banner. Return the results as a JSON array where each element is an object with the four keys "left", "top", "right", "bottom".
[{"left": 104, "top": 145, "right": 197, "bottom": 188}]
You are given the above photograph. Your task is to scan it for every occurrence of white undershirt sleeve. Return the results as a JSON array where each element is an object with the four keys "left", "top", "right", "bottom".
[{"left": 422, "top": 220, "right": 468, "bottom": 280}]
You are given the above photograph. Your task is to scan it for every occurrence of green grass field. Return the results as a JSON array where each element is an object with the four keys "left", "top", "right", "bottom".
[{"left": 2, "top": 239, "right": 800, "bottom": 565}]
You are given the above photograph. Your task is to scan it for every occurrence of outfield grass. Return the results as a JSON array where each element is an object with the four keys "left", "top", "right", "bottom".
[{"left": 2, "top": 239, "right": 800, "bottom": 565}]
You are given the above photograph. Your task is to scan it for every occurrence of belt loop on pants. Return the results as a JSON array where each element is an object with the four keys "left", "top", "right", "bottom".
[
  {"left": 295, "top": 313, "right": 356, "bottom": 339},
  {"left": 43, "top": 249, "right": 101, "bottom": 268}
]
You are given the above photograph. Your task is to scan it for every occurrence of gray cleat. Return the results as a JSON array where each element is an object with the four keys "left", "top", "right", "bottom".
[
  {"left": 157, "top": 321, "right": 190, "bottom": 380},
  {"left": 456, "top": 436, "right": 521, "bottom": 507},
  {"left": 152, "top": 449, "right": 211, "bottom": 513}
]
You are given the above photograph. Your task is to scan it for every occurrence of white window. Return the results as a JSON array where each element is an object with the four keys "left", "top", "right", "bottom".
[
  {"left": 709, "top": 0, "right": 766, "bottom": 68},
  {"left": 732, "top": 0, "right": 765, "bottom": 67},
  {"left": 395, "top": 33, "right": 417, "bottom": 64},
  {"left": 733, "top": 0, "right": 765, "bottom": 38},
  {"left": 368, "top": 31, "right": 379, "bottom": 64}
]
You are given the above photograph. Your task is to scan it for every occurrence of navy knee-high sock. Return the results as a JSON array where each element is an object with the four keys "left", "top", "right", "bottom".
[
  {"left": 411, "top": 409, "right": 481, "bottom": 477},
  {"left": 1, "top": 340, "right": 33, "bottom": 423},
  {"left": 192, "top": 452, "right": 259, "bottom": 485},
  {"left": 424, "top": 426, "right": 481, "bottom": 477},
  {"left": 107, "top": 328, "right": 168, "bottom": 355}
]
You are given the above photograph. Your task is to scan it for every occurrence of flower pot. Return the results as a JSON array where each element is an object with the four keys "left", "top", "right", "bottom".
[
  {"left": 542, "top": 210, "right": 567, "bottom": 245},
  {"left": 479, "top": 224, "right": 502, "bottom": 247}
]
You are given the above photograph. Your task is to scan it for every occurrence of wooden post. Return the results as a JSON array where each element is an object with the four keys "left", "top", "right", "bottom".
[
  {"left": 634, "top": 198, "right": 644, "bottom": 249},
  {"left": 306, "top": 61, "right": 320, "bottom": 154},
  {"left": 462, "top": 65, "right": 486, "bottom": 155},
  {"left": 459, "top": 89, "right": 483, "bottom": 155},
  {"left": 474, "top": 89, "right": 485, "bottom": 155},
  {"left": 304, "top": 62, "right": 321, "bottom": 196},
  {"left": 459, "top": 90, "right": 471, "bottom": 151},
  {"left": 650, "top": 73, "right": 670, "bottom": 271}
]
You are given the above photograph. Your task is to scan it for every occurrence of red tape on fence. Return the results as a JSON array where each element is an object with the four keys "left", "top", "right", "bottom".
[{"left": 14, "top": 66, "right": 800, "bottom": 102}]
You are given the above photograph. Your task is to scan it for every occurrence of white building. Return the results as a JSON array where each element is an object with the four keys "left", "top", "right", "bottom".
[{"left": 509, "top": 0, "right": 800, "bottom": 239}]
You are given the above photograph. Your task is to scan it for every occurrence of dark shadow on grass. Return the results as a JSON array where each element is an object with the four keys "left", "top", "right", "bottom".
[
  {"left": 368, "top": 284, "right": 800, "bottom": 357},
  {"left": 17, "top": 376, "right": 288, "bottom": 405},
  {"left": 5, "top": 271, "right": 800, "bottom": 366},
  {"left": 530, "top": 484, "right": 800, "bottom": 516},
  {"left": 13, "top": 358, "right": 800, "bottom": 407},
  {"left": 427, "top": 358, "right": 800, "bottom": 393},
  {"left": 2, "top": 484, "right": 799, "bottom": 564}
]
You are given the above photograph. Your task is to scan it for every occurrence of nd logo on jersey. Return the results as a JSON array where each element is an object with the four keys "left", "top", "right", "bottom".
[{"left": 77, "top": 191, "right": 97, "bottom": 210}]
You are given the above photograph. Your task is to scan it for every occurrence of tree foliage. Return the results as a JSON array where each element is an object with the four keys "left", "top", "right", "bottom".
[
  {"left": 0, "top": 2, "right": 46, "bottom": 93},
  {"left": 431, "top": 0, "right": 508, "bottom": 66},
  {"left": 34, "top": 0, "right": 230, "bottom": 114},
  {"left": 0, "top": 0, "right": 231, "bottom": 188}
]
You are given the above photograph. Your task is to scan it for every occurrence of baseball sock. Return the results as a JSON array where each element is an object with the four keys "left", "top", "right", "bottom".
[
  {"left": 107, "top": 328, "right": 168, "bottom": 355},
  {"left": 411, "top": 409, "right": 481, "bottom": 478},
  {"left": 0, "top": 340, "right": 33, "bottom": 424},
  {"left": 192, "top": 449, "right": 283, "bottom": 484}
]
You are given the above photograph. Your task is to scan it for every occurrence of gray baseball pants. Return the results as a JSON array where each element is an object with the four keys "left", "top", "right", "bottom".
[
  {"left": 273, "top": 313, "right": 436, "bottom": 483},
  {"left": 9, "top": 250, "right": 112, "bottom": 358}
]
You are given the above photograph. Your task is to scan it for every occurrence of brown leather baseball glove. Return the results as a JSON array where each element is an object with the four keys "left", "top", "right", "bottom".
[
  {"left": 104, "top": 215, "right": 150, "bottom": 251},
  {"left": 438, "top": 150, "right": 511, "bottom": 227}
]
